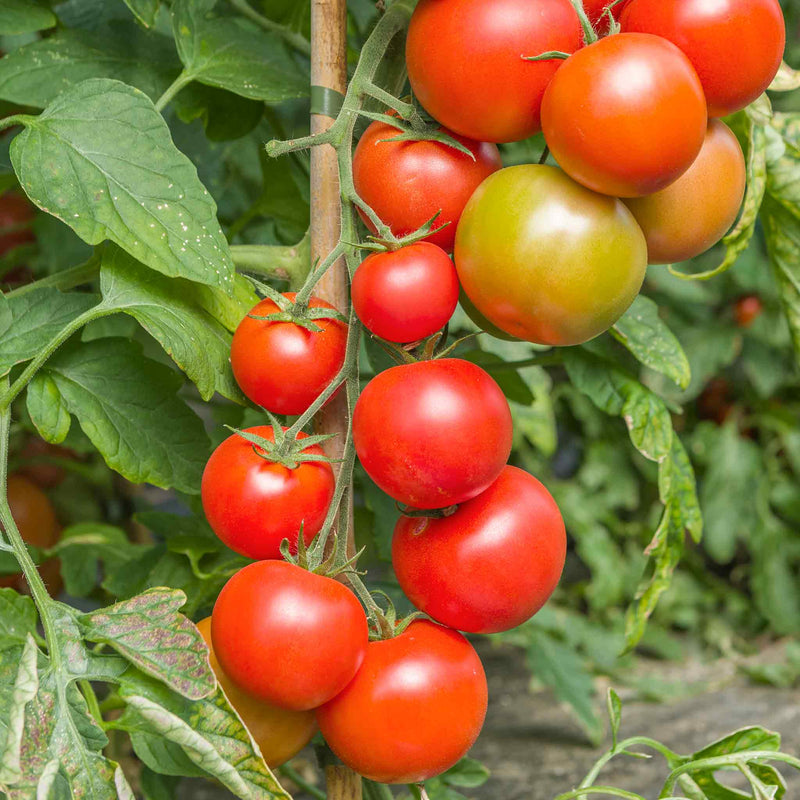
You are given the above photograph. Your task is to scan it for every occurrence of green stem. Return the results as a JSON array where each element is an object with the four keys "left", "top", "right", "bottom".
[
  {"left": 579, "top": 736, "right": 680, "bottom": 789},
  {"left": 278, "top": 763, "right": 326, "bottom": 800},
  {"left": 231, "top": 236, "right": 311, "bottom": 291},
  {"left": 556, "top": 788, "right": 647, "bottom": 800},
  {"left": 0, "top": 115, "right": 30, "bottom": 134},
  {"left": 570, "top": 0, "right": 598, "bottom": 44},
  {"left": 154, "top": 70, "right": 193, "bottom": 113},
  {"left": 228, "top": 0, "right": 312, "bottom": 57},
  {"left": 4, "top": 255, "right": 101, "bottom": 299},
  {"left": 79, "top": 680, "right": 105, "bottom": 729},
  {"left": 98, "top": 693, "right": 126, "bottom": 715}
]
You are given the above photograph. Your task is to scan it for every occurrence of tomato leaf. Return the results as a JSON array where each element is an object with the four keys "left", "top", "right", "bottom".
[
  {"left": 769, "top": 61, "right": 800, "bottom": 92},
  {"left": 0, "top": 0, "right": 56, "bottom": 35},
  {"left": 0, "top": 591, "right": 37, "bottom": 651},
  {"left": 122, "top": 0, "right": 160, "bottom": 27},
  {"left": 36, "top": 337, "right": 209, "bottom": 493},
  {"left": 611, "top": 295, "right": 691, "bottom": 389},
  {"left": 26, "top": 373, "right": 72, "bottom": 445},
  {"left": 10, "top": 78, "right": 234, "bottom": 291},
  {"left": 439, "top": 758, "right": 490, "bottom": 789}
]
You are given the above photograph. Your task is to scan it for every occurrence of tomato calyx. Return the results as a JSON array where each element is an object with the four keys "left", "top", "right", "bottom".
[
  {"left": 395, "top": 502, "right": 458, "bottom": 520},
  {"left": 372, "top": 329, "right": 483, "bottom": 367},
  {"left": 225, "top": 421, "right": 338, "bottom": 471},
  {"left": 247, "top": 278, "right": 347, "bottom": 332},
  {"left": 367, "top": 590, "right": 427, "bottom": 641}
]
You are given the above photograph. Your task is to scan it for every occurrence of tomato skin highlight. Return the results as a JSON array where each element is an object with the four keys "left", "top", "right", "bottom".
[
  {"left": 353, "top": 359, "right": 513, "bottom": 510},
  {"left": 201, "top": 426, "right": 335, "bottom": 561},
  {"left": 231, "top": 293, "right": 347, "bottom": 416},
  {"left": 351, "top": 243, "right": 459, "bottom": 343},
  {"left": 212, "top": 561, "right": 368, "bottom": 711},
  {"left": 541, "top": 33, "right": 707, "bottom": 197},
  {"left": 624, "top": 120, "right": 745, "bottom": 264},
  {"left": 352, "top": 119, "right": 501, "bottom": 253},
  {"left": 197, "top": 617, "right": 317, "bottom": 767},
  {"left": 406, "top": 0, "right": 583, "bottom": 143},
  {"left": 621, "top": 0, "right": 786, "bottom": 117},
  {"left": 392, "top": 466, "right": 566, "bottom": 634},
  {"left": 316, "top": 620, "right": 488, "bottom": 784},
  {"left": 454, "top": 165, "right": 647, "bottom": 346}
]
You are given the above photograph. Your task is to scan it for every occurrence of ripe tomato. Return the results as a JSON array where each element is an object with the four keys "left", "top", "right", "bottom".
[
  {"left": 406, "top": 0, "right": 583, "bottom": 143},
  {"left": 352, "top": 119, "right": 501, "bottom": 252},
  {"left": 0, "top": 192, "right": 34, "bottom": 257},
  {"left": 211, "top": 561, "right": 368, "bottom": 711},
  {"left": 231, "top": 293, "right": 347, "bottom": 416},
  {"left": 316, "top": 620, "right": 488, "bottom": 784},
  {"left": 735, "top": 295, "right": 763, "bottom": 328},
  {"left": 351, "top": 243, "right": 459, "bottom": 343},
  {"left": 18, "top": 438, "right": 77, "bottom": 488},
  {"left": 454, "top": 165, "right": 647, "bottom": 346},
  {"left": 541, "top": 33, "right": 707, "bottom": 197},
  {"left": 392, "top": 466, "right": 566, "bottom": 634},
  {"left": 201, "top": 426, "right": 335, "bottom": 561},
  {"left": 584, "top": 0, "right": 632, "bottom": 29},
  {"left": 197, "top": 617, "right": 316, "bottom": 766},
  {"left": 621, "top": 0, "right": 785, "bottom": 117},
  {"left": 0, "top": 474, "right": 61, "bottom": 595},
  {"left": 353, "top": 359, "right": 512, "bottom": 510},
  {"left": 623, "top": 120, "right": 745, "bottom": 264}
]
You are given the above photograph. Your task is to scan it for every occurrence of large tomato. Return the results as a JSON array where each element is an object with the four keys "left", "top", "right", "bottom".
[
  {"left": 201, "top": 426, "right": 335, "bottom": 560},
  {"left": 624, "top": 120, "right": 745, "bottom": 264},
  {"left": 621, "top": 0, "right": 785, "bottom": 117},
  {"left": 231, "top": 293, "right": 347, "bottom": 416},
  {"left": 392, "top": 466, "right": 566, "bottom": 634},
  {"left": 197, "top": 617, "right": 317, "bottom": 767},
  {"left": 406, "top": 0, "right": 583, "bottom": 143},
  {"left": 316, "top": 620, "right": 487, "bottom": 784},
  {"left": 454, "top": 165, "right": 647, "bottom": 346},
  {"left": 212, "top": 561, "right": 368, "bottom": 711},
  {"left": 0, "top": 192, "right": 34, "bottom": 257},
  {"left": 352, "top": 120, "right": 500, "bottom": 252},
  {"left": 353, "top": 359, "right": 512, "bottom": 510},
  {"left": 351, "top": 243, "right": 459, "bottom": 343},
  {"left": 541, "top": 33, "right": 707, "bottom": 197},
  {"left": 0, "top": 474, "right": 61, "bottom": 595}
]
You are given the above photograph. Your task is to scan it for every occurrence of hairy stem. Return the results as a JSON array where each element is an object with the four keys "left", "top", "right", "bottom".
[
  {"left": 228, "top": 0, "right": 312, "bottom": 57},
  {"left": 4, "top": 255, "right": 101, "bottom": 299},
  {"left": 154, "top": 70, "right": 194, "bottom": 113}
]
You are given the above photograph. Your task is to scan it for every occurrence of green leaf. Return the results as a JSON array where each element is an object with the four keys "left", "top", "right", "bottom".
[
  {"left": 0, "top": 26, "right": 181, "bottom": 108},
  {"left": 0, "top": 590, "right": 37, "bottom": 650},
  {"left": 26, "top": 374, "right": 72, "bottom": 445},
  {"left": 174, "top": 83, "right": 265, "bottom": 142},
  {"left": 80, "top": 589, "right": 215, "bottom": 700},
  {"left": 692, "top": 727, "right": 780, "bottom": 760},
  {"left": 37, "top": 337, "right": 209, "bottom": 493},
  {"left": 171, "top": 0, "right": 308, "bottom": 103},
  {"left": 189, "top": 273, "right": 258, "bottom": 333},
  {"left": 607, "top": 688, "right": 622, "bottom": 748},
  {"left": 751, "top": 525, "right": 800, "bottom": 636},
  {"left": 0, "top": 288, "right": 97, "bottom": 375},
  {"left": 99, "top": 245, "right": 242, "bottom": 401},
  {"left": 770, "top": 61, "right": 800, "bottom": 92},
  {"left": 123, "top": 0, "right": 160, "bottom": 27},
  {"left": 0, "top": 0, "right": 56, "bottom": 34},
  {"left": 611, "top": 295, "right": 691, "bottom": 389},
  {"left": 10, "top": 78, "right": 234, "bottom": 291},
  {"left": 440, "top": 758, "right": 490, "bottom": 789}
]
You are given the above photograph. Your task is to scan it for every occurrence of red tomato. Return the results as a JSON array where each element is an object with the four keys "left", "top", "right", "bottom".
[
  {"left": 352, "top": 119, "right": 501, "bottom": 252},
  {"left": 623, "top": 120, "right": 745, "bottom": 264},
  {"left": 541, "top": 33, "right": 707, "bottom": 197},
  {"left": 201, "top": 426, "right": 335, "bottom": 561},
  {"left": 351, "top": 243, "right": 459, "bottom": 343},
  {"left": 316, "top": 620, "right": 488, "bottom": 784},
  {"left": 0, "top": 192, "right": 34, "bottom": 257},
  {"left": 212, "top": 561, "right": 368, "bottom": 711},
  {"left": 197, "top": 617, "right": 317, "bottom": 766},
  {"left": 583, "top": 0, "right": 632, "bottom": 29},
  {"left": 621, "top": 0, "right": 785, "bottom": 117},
  {"left": 231, "top": 293, "right": 347, "bottom": 416},
  {"left": 406, "top": 0, "right": 583, "bottom": 143},
  {"left": 18, "top": 438, "right": 78, "bottom": 488},
  {"left": 353, "top": 359, "right": 512, "bottom": 510},
  {"left": 735, "top": 295, "right": 763, "bottom": 328},
  {"left": 392, "top": 466, "right": 566, "bottom": 634}
]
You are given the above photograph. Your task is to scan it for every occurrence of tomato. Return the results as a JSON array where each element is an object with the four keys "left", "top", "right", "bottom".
[
  {"left": 735, "top": 295, "right": 763, "bottom": 328},
  {"left": 201, "top": 426, "right": 335, "bottom": 561},
  {"left": 316, "top": 620, "right": 487, "bottom": 784},
  {"left": 623, "top": 120, "right": 745, "bottom": 264},
  {"left": 583, "top": 0, "right": 632, "bottom": 29},
  {"left": 0, "top": 192, "right": 34, "bottom": 257},
  {"left": 231, "top": 293, "right": 347, "bottom": 416},
  {"left": 541, "top": 33, "right": 707, "bottom": 197},
  {"left": 351, "top": 243, "right": 459, "bottom": 343},
  {"left": 0, "top": 474, "right": 61, "bottom": 595},
  {"left": 454, "top": 165, "right": 647, "bottom": 346},
  {"left": 621, "top": 0, "right": 785, "bottom": 117},
  {"left": 406, "top": 0, "right": 583, "bottom": 143},
  {"left": 352, "top": 119, "right": 501, "bottom": 252},
  {"left": 392, "top": 466, "right": 565, "bottom": 634},
  {"left": 17, "top": 438, "right": 77, "bottom": 488},
  {"left": 212, "top": 561, "right": 368, "bottom": 711},
  {"left": 196, "top": 617, "right": 316, "bottom": 766},
  {"left": 353, "top": 359, "right": 512, "bottom": 509}
]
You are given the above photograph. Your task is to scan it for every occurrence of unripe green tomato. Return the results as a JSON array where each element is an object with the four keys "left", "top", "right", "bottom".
[{"left": 454, "top": 165, "right": 647, "bottom": 346}]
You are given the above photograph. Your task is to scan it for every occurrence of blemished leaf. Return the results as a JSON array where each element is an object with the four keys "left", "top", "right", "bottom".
[
  {"left": 770, "top": 61, "right": 800, "bottom": 92},
  {"left": 123, "top": 0, "right": 160, "bottom": 27},
  {"left": 171, "top": 0, "right": 308, "bottom": 103},
  {"left": 36, "top": 337, "right": 209, "bottom": 493},
  {"left": 692, "top": 726, "right": 781, "bottom": 760},
  {"left": 10, "top": 79, "right": 234, "bottom": 291},
  {"left": 611, "top": 295, "right": 691, "bottom": 389},
  {"left": 26, "top": 373, "right": 72, "bottom": 444},
  {"left": 80, "top": 589, "right": 215, "bottom": 701},
  {"left": 0, "top": 26, "right": 180, "bottom": 108},
  {"left": 0, "top": 591, "right": 37, "bottom": 651},
  {"left": 0, "top": 288, "right": 97, "bottom": 375},
  {"left": 0, "top": 0, "right": 56, "bottom": 34},
  {"left": 117, "top": 668, "right": 291, "bottom": 799},
  {"left": 99, "top": 245, "right": 242, "bottom": 402}
]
